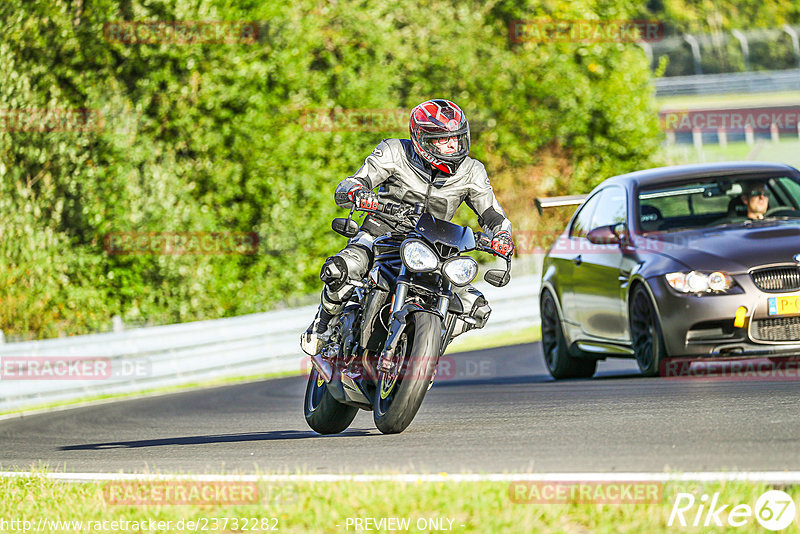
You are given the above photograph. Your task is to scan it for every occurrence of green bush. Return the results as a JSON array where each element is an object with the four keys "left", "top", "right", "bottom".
[{"left": 0, "top": 0, "right": 662, "bottom": 339}]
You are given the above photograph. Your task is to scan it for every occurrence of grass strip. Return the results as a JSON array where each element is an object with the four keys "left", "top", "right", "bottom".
[
  {"left": 662, "top": 139, "right": 800, "bottom": 168},
  {"left": 445, "top": 325, "right": 541, "bottom": 354},
  {"left": 0, "top": 474, "right": 797, "bottom": 533},
  {"left": 658, "top": 90, "right": 800, "bottom": 110}
]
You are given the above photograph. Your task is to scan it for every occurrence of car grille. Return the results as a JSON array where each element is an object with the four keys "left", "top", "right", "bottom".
[
  {"left": 750, "top": 266, "right": 800, "bottom": 292},
  {"left": 753, "top": 317, "right": 800, "bottom": 342}
]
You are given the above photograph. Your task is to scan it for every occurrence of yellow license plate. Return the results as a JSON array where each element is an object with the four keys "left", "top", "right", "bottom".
[{"left": 768, "top": 295, "right": 800, "bottom": 316}]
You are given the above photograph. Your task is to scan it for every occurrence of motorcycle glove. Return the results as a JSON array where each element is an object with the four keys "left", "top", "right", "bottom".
[
  {"left": 347, "top": 185, "right": 380, "bottom": 211},
  {"left": 491, "top": 230, "right": 514, "bottom": 257}
]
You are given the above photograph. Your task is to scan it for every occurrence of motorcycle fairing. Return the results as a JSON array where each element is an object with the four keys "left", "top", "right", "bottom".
[{"left": 414, "top": 213, "right": 476, "bottom": 252}]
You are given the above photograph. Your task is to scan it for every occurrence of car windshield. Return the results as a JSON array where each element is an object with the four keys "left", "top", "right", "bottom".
[{"left": 637, "top": 175, "right": 800, "bottom": 233}]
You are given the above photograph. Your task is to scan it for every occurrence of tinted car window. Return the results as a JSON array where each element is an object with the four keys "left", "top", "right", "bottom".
[
  {"left": 638, "top": 176, "right": 800, "bottom": 232},
  {"left": 570, "top": 192, "right": 601, "bottom": 238},
  {"left": 777, "top": 176, "right": 800, "bottom": 206},
  {"left": 589, "top": 186, "right": 626, "bottom": 229}
]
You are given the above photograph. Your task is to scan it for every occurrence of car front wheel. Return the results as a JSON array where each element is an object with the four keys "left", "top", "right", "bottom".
[
  {"left": 540, "top": 290, "right": 597, "bottom": 379},
  {"left": 629, "top": 284, "right": 667, "bottom": 377}
]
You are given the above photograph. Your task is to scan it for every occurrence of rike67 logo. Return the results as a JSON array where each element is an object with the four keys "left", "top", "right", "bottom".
[{"left": 669, "top": 490, "right": 797, "bottom": 531}]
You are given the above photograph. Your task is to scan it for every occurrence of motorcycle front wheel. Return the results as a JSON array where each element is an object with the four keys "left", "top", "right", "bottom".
[
  {"left": 373, "top": 311, "right": 442, "bottom": 434},
  {"left": 304, "top": 367, "right": 358, "bottom": 434}
]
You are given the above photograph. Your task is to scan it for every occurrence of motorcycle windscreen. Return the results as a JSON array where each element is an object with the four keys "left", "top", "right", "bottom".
[{"left": 414, "top": 213, "right": 476, "bottom": 252}]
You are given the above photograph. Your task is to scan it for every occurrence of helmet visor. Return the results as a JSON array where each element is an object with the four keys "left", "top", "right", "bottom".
[{"left": 420, "top": 130, "right": 470, "bottom": 163}]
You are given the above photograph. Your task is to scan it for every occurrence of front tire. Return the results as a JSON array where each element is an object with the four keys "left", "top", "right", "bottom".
[
  {"left": 304, "top": 368, "right": 358, "bottom": 434},
  {"left": 629, "top": 284, "right": 667, "bottom": 377},
  {"left": 540, "top": 290, "right": 597, "bottom": 379},
  {"left": 373, "top": 312, "right": 442, "bottom": 434}
]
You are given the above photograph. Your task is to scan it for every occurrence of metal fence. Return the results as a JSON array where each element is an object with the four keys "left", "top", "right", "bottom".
[
  {"left": 0, "top": 275, "right": 541, "bottom": 412},
  {"left": 645, "top": 25, "right": 800, "bottom": 77},
  {"left": 654, "top": 68, "right": 800, "bottom": 97}
]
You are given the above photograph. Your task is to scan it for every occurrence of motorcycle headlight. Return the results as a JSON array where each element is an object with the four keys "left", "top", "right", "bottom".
[
  {"left": 401, "top": 240, "right": 438, "bottom": 272},
  {"left": 443, "top": 257, "right": 478, "bottom": 286},
  {"left": 665, "top": 271, "right": 733, "bottom": 294}
]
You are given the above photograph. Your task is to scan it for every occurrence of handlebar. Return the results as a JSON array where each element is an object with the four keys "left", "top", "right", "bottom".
[
  {"left": 377, "top": 201, "right": 404, "bottom": 216},
  {"left": 475, "top": 232, "right": 492, "bottom": 249},
  {"left": 353, "top": 200, "right": 414, "bottom": 222},
  {"left": 474, "top": 232, "right": 514, "bottom": 260},
  {"left": 354, "top": 204, "right": 512, "bottom": 260}
]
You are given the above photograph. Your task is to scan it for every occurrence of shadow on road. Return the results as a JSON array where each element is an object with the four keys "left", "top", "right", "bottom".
[
  {"left": 592, "top": 371, "right": 643, "bottom": 380},
  {"left": 60, "top": 429, "right": 374, "bottom": 450}
]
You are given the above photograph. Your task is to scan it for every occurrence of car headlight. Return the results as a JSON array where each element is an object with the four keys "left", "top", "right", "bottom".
[
  {"left": 401, "top": 240, "right": 438, "bottom": 272},
  {"left": 443, "top": 257, "right": 478, "bottom": 286},
  {"left": 665, "top": 271, "right": 734, "bottom": 294}
]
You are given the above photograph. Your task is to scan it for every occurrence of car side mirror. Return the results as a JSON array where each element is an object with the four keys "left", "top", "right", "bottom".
[
  {"left": 586, "top": 225, "right": 622, "bottom": 245},
  {"left": 484, "top": 269, "right": 510, "bottom": 287},
  {"left": 332, "top": 218, "right": 359, "bottom": 238}
]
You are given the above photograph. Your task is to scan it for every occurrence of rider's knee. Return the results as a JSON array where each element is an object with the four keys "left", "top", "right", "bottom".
[
  {"left": 339, "top": 244, "right": 371, "bottom": 277},
  {"left": 320, "top": 255, "right": 349, "bottom": 291},
  {"left": 320, "top": 245, "right": 371, "bottom": 300}
]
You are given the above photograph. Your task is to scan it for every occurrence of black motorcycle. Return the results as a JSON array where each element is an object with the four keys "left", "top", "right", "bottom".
[{"left": 303, "top": 201, "right": 511, "bottom": 434}]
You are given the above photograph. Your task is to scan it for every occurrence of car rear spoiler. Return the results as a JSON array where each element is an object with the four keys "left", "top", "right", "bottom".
[{"left": 534, "top": 194, "right": 587, "bottom": 215}]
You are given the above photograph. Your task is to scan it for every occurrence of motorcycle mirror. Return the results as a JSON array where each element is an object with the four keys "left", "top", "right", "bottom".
[
  {"left": 332, "top": 218, "right": 359, "bottom": 238},
  {"left": 484, "top": 269, "right": 510, "bottom": 287}
]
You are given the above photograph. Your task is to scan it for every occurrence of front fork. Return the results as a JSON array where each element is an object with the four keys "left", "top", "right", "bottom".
[
  {"left": 391, "top": 269, "right": 409, "bottom": 315},
  {"left": 436, "top": 283, "right": 455, "bottom": 357},
  {"left": 390, "top": 266, "right": 453, "bottom": 314},
  {"left": 380, "top": 267, "right": 453, "bottom": 372}
]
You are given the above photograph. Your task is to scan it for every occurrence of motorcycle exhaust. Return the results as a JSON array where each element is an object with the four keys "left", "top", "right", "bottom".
[{"left": 310, "top": 354, "right": 333, "bottom": 383}]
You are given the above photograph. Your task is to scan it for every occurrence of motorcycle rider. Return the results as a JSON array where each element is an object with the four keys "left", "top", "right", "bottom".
[{"left": 301, "top": 99, "right": 514, "bottom": 356}]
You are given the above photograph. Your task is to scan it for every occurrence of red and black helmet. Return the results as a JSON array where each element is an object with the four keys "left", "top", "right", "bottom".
[{"left": 409, "top": 99, "right": 470, "bottom": 175}]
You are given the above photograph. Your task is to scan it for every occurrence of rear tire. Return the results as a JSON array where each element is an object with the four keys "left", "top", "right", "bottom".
[
  {"left": 629, "top": 284, "right": 667, "bottom": 377},
  {"left": 373, "top": 312, "right": 442, "bottom": 434},
  {"left": 540, "top": 290, "right": 597, "bottom": 379},
  {"left": 304, "top": 368, "right": 358, "bottom": 434}
]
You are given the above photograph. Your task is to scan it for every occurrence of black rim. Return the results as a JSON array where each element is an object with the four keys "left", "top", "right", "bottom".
[
  {"left": 630, "top": 289, "right": 655, "bottom": 370},
  {"left": 306, "top": 368, "right": 326, "bottom": 413},
  {"left": 541, "top": 294, "right": 560, "bottom": 369}
]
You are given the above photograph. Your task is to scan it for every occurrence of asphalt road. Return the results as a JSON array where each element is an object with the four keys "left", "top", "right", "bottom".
[{"left": 2, "top": 342, "right": 800, "bottom": 474}]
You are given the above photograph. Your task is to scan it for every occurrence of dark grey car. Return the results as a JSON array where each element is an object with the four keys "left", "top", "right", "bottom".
[{"left": 538, "top": 161, "right": 800, "bottom": 378}]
